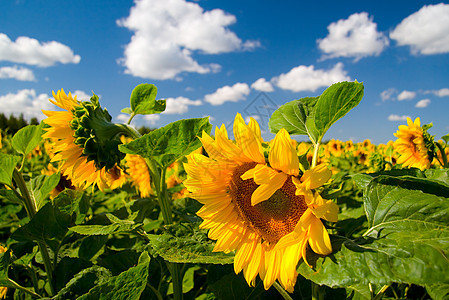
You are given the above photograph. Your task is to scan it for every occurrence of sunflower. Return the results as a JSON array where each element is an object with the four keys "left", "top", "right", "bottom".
[
  {"left": 393, "top": 117, "right": 433, "bottom": 170},
  {"left": 42, "top": 89, "right": 128, "bottom": 190},
  {"left": 184, "top": 114, "right": 338, "bottom": 292},
  {"left": 124, "top": 153, "right": 152, "bottom": 198}
]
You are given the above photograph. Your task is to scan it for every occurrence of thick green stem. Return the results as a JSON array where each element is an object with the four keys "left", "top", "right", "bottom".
[
  {"left": 311, "top": 141, "right": 321, "bottom": 168},
  {"left": 12, "top": 168, "right": 56, "bottom": 296},
  {"left": 435, "top": 141, "right": 448, "bottom": 168},
  {"left": 311, "top": 281, "right": 325, "bottom": 300}
]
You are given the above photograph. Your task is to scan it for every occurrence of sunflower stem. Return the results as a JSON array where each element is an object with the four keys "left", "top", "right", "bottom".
[
  {"left": 311, "top": 281, "right": 325, "bottom": 300},
  {"left": 273, "top": 281, "right": 293, "bottom": 300},
  {"left": 435, "top": 141, "right": 448, "bottom": 168},
  {"left": 12, "top": 168, "right": 56, "bottom": 296},
  {"left": 311, "top": 141, "right": 321, "bottom": 168}
]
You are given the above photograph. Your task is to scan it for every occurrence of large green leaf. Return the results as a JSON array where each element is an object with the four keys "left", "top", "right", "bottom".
[
  {"left": 27, "top": 173, "right": 60, "bottom": 209},
  {"left": 128, "top": 83, "right": 166, "bottom": 115},
  {"left": 77, "top": 251, "right": 150, "bottom": 300},
  {"left": 11, "top": 202, "right": 71, "bottom": 252},
  {"left": 119, "top": 117, "right": 211, "bottom": 168},
  {"left": 298, "top": 173, "right": 449, "bottom": 288},
  {"left": 11, "top": 123, "right": 43, "bottom": 156},
  {"left": 0, "top": 153, "right": 20, "bottom": 186},
  {"left": 70, "top": 213, "right": 141, "bottom": 235},
  {"left": 146, "top": 223, "right": 234, "bottom": 264},
  {"left": 314, "top": 81, "right": 364, "bottom": 140},
  {"left": 268, "top": 97, "right": 319, "bottom": 142}
]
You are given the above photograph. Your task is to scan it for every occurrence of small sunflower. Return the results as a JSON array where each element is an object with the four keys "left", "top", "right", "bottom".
[
  {"left": 184, "top": 114, "right": 338, "bottom": 292},
  {"left": 394, "top": 117, "right": 434, "bottom": 170},
  {"left": 42, "top": 89, "right": 130, "bottom": 190},
  {"left": 124, "top": 153, "right": 152, "bottom": 198}
]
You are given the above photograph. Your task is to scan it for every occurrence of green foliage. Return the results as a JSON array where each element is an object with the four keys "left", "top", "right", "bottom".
[
  {"left": 298, "top": 170, "right": 449, "bottom": 294},
  {"left": 146, "top": 223, "right": 235, "bottom": 264},
  {"left": 119, "top": 117, "right": 212, "bottom": 168},
  {"left": 0, "top": 153, "right": 20, "bottom": 186},
  {"left": 122, "top": 83, "right": 166, "bottom": 116},
  {"left": 269, "top": 81, "right": 364, "bottom": 143},
  {"left": 11, "top": 123, "right": 44, "bottom": 156}
]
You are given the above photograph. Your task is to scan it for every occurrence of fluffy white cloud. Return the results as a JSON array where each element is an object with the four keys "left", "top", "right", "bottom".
[
  {"left": 115, "top": 114, "right": 129, "bottom": 123},
  {"left": 380, "top": 88, "right": 397, "bottom": 101},
  {"left": 397, "top": 90, "right": 416, "bottom": 101},
  {"left": 164, "top": 97, "right": 202, "bottom": 114},
  {"left": 73, "top": 90, "right": 92, "bottom": 101},
  {"left": 144, "top": 114, "right": 160, "bottom": 125},
  {"left": 318, "top": 12, "right": 389, "bottom": 60},
  {"left": 0, "top": 33, "right": 80, "bottom": 67},
  {"left": 272, "top": 63, "right": 350, "bottom": 92},
  {"left": 251, "top": 78, "right": 274, "bottom": 92},
  {"left": 432, "top": 88, "right": 449, "bottom": 97},
  {"left": 0, "top": 89, "right": 53, "bottom": 120},
  {"left": 388, "top": 114, "right": 410, "bottom": 121},
  {"left": 117, "top": 0, "right": 259, "bottom": 80},
  {"left": 204, "top": 82, "right": 250, "bottom": 106},
  {"left": 415, "top": 98, "right": 431, "bottom": 108},
  {"left": 390, "top": 3, "right": 449, "bottom": 55},
  {"left": 0, "top": 65, "right": 35, "bottom": 81}
]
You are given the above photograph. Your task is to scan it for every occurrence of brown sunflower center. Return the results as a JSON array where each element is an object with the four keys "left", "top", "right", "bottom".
[{"left": 229, "top": 162, "right": 308, "bottom": 244}]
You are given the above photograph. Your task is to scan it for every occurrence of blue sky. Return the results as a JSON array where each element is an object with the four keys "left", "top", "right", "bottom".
[{"left": 1, "top": 0, "right": 449, "bottom": 144}]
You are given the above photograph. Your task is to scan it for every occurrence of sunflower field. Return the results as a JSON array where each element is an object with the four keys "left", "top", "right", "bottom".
[{"left": 0, "top": 81, "right": 448, "bottom": 299}]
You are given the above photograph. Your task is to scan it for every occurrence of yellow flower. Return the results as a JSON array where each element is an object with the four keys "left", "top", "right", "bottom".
[
  {"left": 42, "top": 89, "right": 127, "bottom": 190},
  {"left": 0, "top": 245, "right": 7, "bottom": 299},
  {"left": 125, "top": 153, "right": 152, "bottom": 198},
  {"left": 393, "top": 117, "right": 432, "bottom": 170},
  {"left": 184, "top": 114, "right": 338, "bottom": 292}
]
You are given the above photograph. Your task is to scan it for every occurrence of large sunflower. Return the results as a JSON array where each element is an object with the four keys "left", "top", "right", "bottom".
[
  {"left": 184, "top": 114, "right": 338, "bottom": 292},
  {"left": 42, "top": 89, "right": 126, "bottom": 190},
  {"left": 393, "top": 117, "right": 433, "bottom": 170}
]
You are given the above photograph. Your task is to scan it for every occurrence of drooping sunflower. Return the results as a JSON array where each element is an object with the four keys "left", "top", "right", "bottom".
[
  {"left": 184, "top": 114, "right": 338, "bottom": 292},
  {"left": 393, "top": 117, "right": 434, "bottom": 170},
  {"left": 42, "top": 89, "right": 129, "bottom": 190},
  {"left": 124, "top": 153, "right": 152, "bottom": 198}
]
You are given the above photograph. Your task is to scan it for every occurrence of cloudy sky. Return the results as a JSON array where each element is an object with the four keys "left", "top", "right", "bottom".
[{"left": 1, "top": 0, "right": 449, "bottom": 143}]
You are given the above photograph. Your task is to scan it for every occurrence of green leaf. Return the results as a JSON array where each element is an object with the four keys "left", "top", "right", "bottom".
[
  {"left": 298, "top": 173, "right": 449, "bottom": 288},
  {"left": 119, "top": 117, "right": 212, "bottom": 168},
  {"left": 53, "top": 266, "right": 112, "bottom": 300},
  {"left": 145, "top": 223, "right": 234, "bottom": 264},
  {"left": 77, "top": 251, "right": 150, "bottom": 300},
  {"left": 28, "top": 173, "right": 60, "bottom": 209},
  {"left": 268, "top": 97, "right": 319, "bottom": 142},
  {"left": 120, "top": 107, "right": 133, "bottom": 114},
  {"left": 54, "top": 257, "right": 92, "bottom": 291},
  {"left": 426, "top": 283, "right": 449, "bottom": 300},
  {"left": 11, "top": 202, "right": 71, "bottom": 252},
  {"left": 69, "top": 214, "right": 141, "bottom": 235},
  {"left": 314, "top": 81, "right": 364, "bottom": 141},
  {"left": 130, "top": 83, "right": 166, "bottom": 115},
  {"left": 0, "top": 153, "right": 20, "bottom": 186},
  {"left": 167, "top": 266, "right": 200, "bottom": 295},
  {"left": 11, "top": 123, "right": 43, "bottom": 156},
  {"left": 79, "top": 235, "right": 109, "bottom": 261}
]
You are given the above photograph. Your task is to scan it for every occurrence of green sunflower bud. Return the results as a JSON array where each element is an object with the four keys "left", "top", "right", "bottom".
[
  {"left": 69, "top": 94, "right": 133, "bottom": 170},
  {"left": 422, "top": 123, "right": 436, "bottom": 162}
]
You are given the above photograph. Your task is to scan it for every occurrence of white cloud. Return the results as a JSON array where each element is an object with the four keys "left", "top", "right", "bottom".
[
  {"left": 115, "top": 114, "right": 129, "bottom": 123},
  {"left": 415, "top": 98, "right": 431, "bottom": 108},
  {"left": 0, "top": 65, "right": 35, "bottom": 81},
  {"left": 117, "top": 0, "right": 259, "bottom": 80},
  {"left": 73, "top": 90, "right": 92, "bottom": 101},
  {"left": 0, "top": 33, "right": 81, "bottom": 67},
  {"left": 397, "top": 90, "right": 416, "bottom": 101},
  {"left": 390, "top": 3, "right": 449, "bottom": 55},
  {"left": 272, "top": 63, "right": 350, "bottom": 92},
  {"left": 204, "top": 82, "right": 250, "bottom": 106},
  {"left": 388, "top": 114, "right": 410, "bottom": 121},
  {"left": 380, "top": 88, "right": 397, "bottom": 101},
  {"left": 244, "top": 115, "right": 260, "bottom": 123},
  {"left": 163, "top": 96, "right": 202, "bottom": 114},
  {"left": 432, "top": 88, "right": 449, "bottom": 97},
  {"left": 0, "top": 89, "right": 53, "bottom": 120},
  {"left": 144, "top": 114, "right": 160, "bottom": 125},
  {"left": 318, "top": 12, "right": 389, "bottom": 60},
  {"left": 251, "top": 78, "right": 274, "bottom": 92}
]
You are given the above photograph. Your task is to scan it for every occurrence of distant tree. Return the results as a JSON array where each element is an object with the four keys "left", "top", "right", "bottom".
[{"left": 0, "top": 113, "right": 38, "bottom": 135}]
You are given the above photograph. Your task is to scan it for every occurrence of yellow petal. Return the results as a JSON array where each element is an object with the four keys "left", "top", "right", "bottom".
[
  {"left": 308, "top": 217, "right": 332, "bottom": 255},
  {"left": 233, "top": 114, "right": 265, "bottom": 164},
  {"left": 269, "top": 129, "right": 299, "bottom": 176},
  {"left": 251, "top": 172, "right": 287, "bottom": 206},
  {"left": 301, "top": 164, "right": 332, "bottom": 189},
  {"left": 311, "top": 197, "right": 339, "bottom": 222}
]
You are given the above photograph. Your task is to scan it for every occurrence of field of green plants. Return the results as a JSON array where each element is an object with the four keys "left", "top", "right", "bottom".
[{"left": 0, "top": 81, "right": 448, "bottom": 299}]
